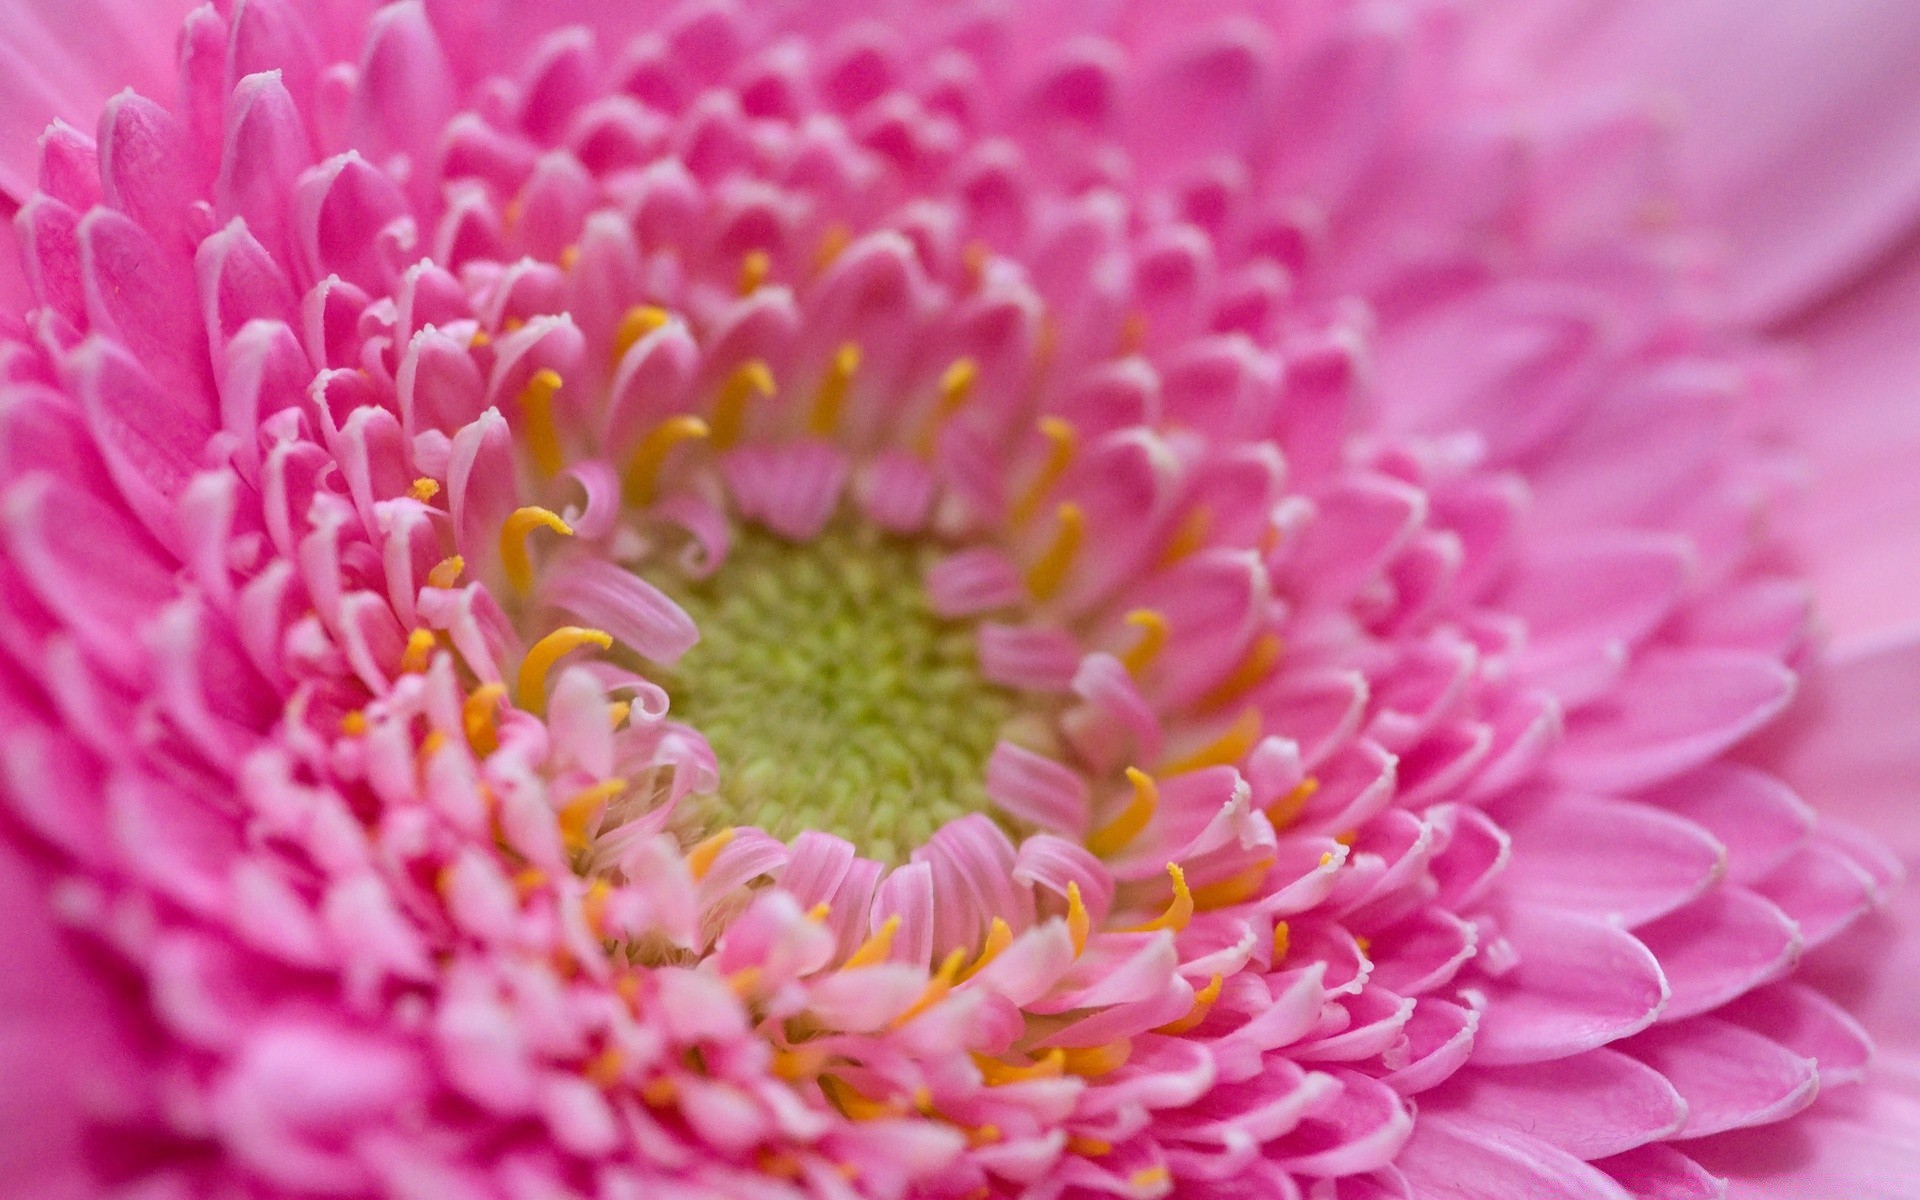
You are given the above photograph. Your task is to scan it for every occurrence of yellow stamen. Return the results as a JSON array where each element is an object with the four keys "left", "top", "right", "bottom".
[
  {"left": 640, "top": 1077, "right": 676, "bottom": 1106},
  {"left": 1012, "top": 416, "right": 1077, "bottom": 523},
  {"left": 711, "top": 360, "right": 775, "bottom": 450},
  {"left": 1189, "top": 858, "right": 1274, "bottom": 911},
  {"left": 914, "top": 357, "right": 978, "bottom": 455},
  {"left": 1197, "top": 631, "right": 1283, "bottom": 711},
  {"left": 400, "top": 628, "right": 437, "bottom": 674},
  {"left": 960, "top": 917, "right": 1013, "bottom": 981},
  {"left": 408, "top": 477, "right": 440, "bottom": 502},
  {"left": 585, "top": 1047, "right": 624, "bottom": 1087},
  {"left": 806, "top": 902, "right": 832, "bottom": 923},
  {"left": 623, "top": 415, "right": 710, "bottom": 506},
  {"left": 685, "top": 827, "right": 735, "bottom": 881},
  {"left": 1265, "top": 776, "right": 1320, "bottom": 827},
  {"left": 1118, "top": 609, "right": 1169, "bottom": 675},
  {"left": 417, "top": 730, "right": 447, "bottom": 762},
  {"left": 807, "top": 342, "right": 862, "bottom": 437},
  {"left": 1124, "top": 864, "right": 1193, "bottom": 934},
  {"left": 820, "top": 1075, "right": 898, "bottom": 1121},
  {"left": 583, "top": 878, "right": 611, "bottom": 934},
  {"left": 469, "top": 328, "right": 491, "bottom": 349},
  {"left": 772, "top": 1046, "right": 830, "bottom": 1080},
  {"left": 499, "top": 506, "right": 573, "bottom": 594},
  {"left": 513, "top": 867, "right": 548, "bottom": 895},
  {"left": 1067, "top": 1135, "right": 1113, "bottom": 1157},
  {"left": 1335, "top": 830, "right": 1358, "bottom": 847},
  {"left": 462, "top": 683, "right": 507, "bottom": 755},
  {"left": 426, "top": 555, "right": 464, "bottom": 589},
  {"left": 1129, "top": 1166, "right": 1171, "bottom": 1193},
  {"left": 968, "top": 1124, "right": 1002, "bottom": 1148},
  {"left": 755, "top": 1149, "right": 803, "bottom": 1180},
  {"left": 558, "top": 778, "right": 627, "bottom": 851},
  {"left": 502, "top": 316, "right": 525, "bottom": 333},
  {"left": 1061, "top": 1038, "right": 1131, "bottom": 1077},
  {"left": 962, "top": 241, "right": 991, "bottom": 289},
  {"left": 607, "top": 700, "right": 631, "bottom": 729},
  {"left": 893, "top": 946, "right": 968, "bottom": 1027},
  {"left": 1158, "top": 505, "right": 1213, "bottom": 567},
  {"left": 1154, "top": 974, "right": 1223, "bottom": 1035},
  {"left": 814, "top": 223, "right": 852, "bottom": 273},
  {"left": 1159, "top": 707, "right": 1262, "bottom": 775},
  {"left": 557, "top": 244, "right": 580, "bottom": 271},
  {"left": 1066, "top": 880, "right": 1090, "bottom": 956},
  {"left": 612, "top": 305, "right": 670, "bottom": 364},
  {"left": 516, "top": 626, "right": 612, "bottom": 712},
  {"left": 843, "top": 914, "right": 901, "bottom": 969},
  {"left": 738, "top": 248, "right": 771, "bottom": 295},
  {"left": 1118, "top": 311, "right": 1148, "bottom": 355},
  {"left": 339, "top": 710, "right": 368, "bottom": 736},
  {"left": 516, "top": 368, "right": 566, "bottom": 476},
  {"left": 1024, "top": 501, "right": 1084, "bottom": 601},
  {"left": 1085, "top": 767, "right": 1158, "bottom": 858},
  {"left": 973, "top": 1048, "right": 1065, "bottom": 1086},
  {"left": 1272, "top": 920, "right": 1291, "bottom": 963},
  {"left": 727, "top": 966, "right": 764, "bottom": 997},
  {"left": 1355, "top": 934, "right": 1372, "bottom": 954}
]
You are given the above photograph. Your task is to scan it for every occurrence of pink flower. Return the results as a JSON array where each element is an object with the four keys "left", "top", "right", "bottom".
[{"left": 1, "top": 1, "right": 1915, "bottom": 1198}]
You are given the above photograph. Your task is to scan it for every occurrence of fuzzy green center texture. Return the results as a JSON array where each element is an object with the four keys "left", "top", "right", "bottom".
[{"left": 651, "top": 522, "right": 1018, "bottom": 862}]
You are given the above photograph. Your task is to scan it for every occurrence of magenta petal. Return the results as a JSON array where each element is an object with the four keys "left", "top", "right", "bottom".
[
  {"left": 1396, "top": 1113, "right": 1634, "bottom": 1200},
  {"left": 1557, "top": 650, "right": 1796, "bottom": 792},
  {"left": 1625, "top": 1017, "right": 1820, "bottom": 1139},
  {"left": 1472, "top": 906, "right": 1667, "bottom": 1066},
  {"left": 1425, "top": 1048, "right": 1688, "bottom": 1161}
]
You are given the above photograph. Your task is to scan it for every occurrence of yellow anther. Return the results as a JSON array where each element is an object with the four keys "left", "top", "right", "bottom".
[
  {"left": 339, "top": 710, "right": 369, "bottom": 737},
  {"left": 1118, "top": 609, "right": 1169, "bottom": 675},
  {"left": 962, "top": 240, "right": 991, "bottom": 289},
  {"left": 738, "top": 248, "right": 771, "bottom": 295},
  {"left": 1085, "top": 767, "right": 1158, "bottom": 858},
  {"left": 843, "top": 914, "right": 901, "bottom": 969},
  {"left": 1129, "top": 1166, "right": 1171, "bottom": 1193},
  {"left": 973, "top": 1048, "right": 1066, "bottom": 1086},
  {"left": 914, "top": 358, "right": 978, "bottom": 455},
  {"left": 1061, "top": 1039, "right": 1132, "bottom": 1077},
  {"left": 513, "top": 867, "right": 548, "bottom": 894},
  {"left": 612, "top": 305, "right": 671, "bottom": 364},
  {"left": 1272, "top": 920, "right": 1292, "bottom": 963},
  {"left": 1334, "top": 829, "right": 1358, "bottom": 847},
  {"left": 960, "top": 917, "right": 1013, "bottom": 981},
  {"left": 462, "top": 683, "right": 507, "bottom": 755},
  {"left": 400, "top": 628, "right": 437, "bottom": 674},
  {"left": 820, "top": 1075, "right": 898, "bottom": 1121},
  {"left": 607, "top": 700, "right": 631, "bottom": 729},
  {"left": 1159, "top": 505, "right": 1213, "bottom": 566},
  {"left": 807, "top": 342, "right": 862, "bottom": 437},
  {"left": 1024, "top": 501, "right": 1084, "bottom": 602},
  {"left": 711, "top": 360, "right": 775, "bottom": 450},
  {"left": 968, "top": 1124, "right": 1003, "bottom": 1148},
  {"left": 499, "top": 506, "right": 573, "bottom": 594},
  {"left": 1124, "top": 864, "right": 1193, "bottom": 935},
  {"left": 813, "top": 223, "right": 852, "bottom": 273},
  {"left": 469, "top": 328, "right": 492, "bottom": 349},
  {"left": 893, "top": 946, "right": 968, "bottom": 1027},
  {"left": 502, "top": 197, "right": 525, "bottom": 232},
  {"left": 1159, "top": 707, "right": 1262, "bottom": 775},
  {"left": 1197, "top": 631, "right": 1283, "bottom": 711},
  {"left": 557, "top": 244, "right": 580, "bottom": 271},
  {"left": 1066, "top": 881, "right": 1090, "bottom": 957},
  {"left": 771, "top": 1046, "right": 830, "bottom": 1080},
  {"left": 640, "top": 1077, "right": 676, "bottom": 1106},
  {"left": 516, "top": 368, "right": 566, "bottom": 476},
  {"left": 1189, "top": 858, "right": 1275, "bottom": 911},
  {"left": 623, "top": 415, "right": 710, "bottom": 506},
  {"left": 409, "top": 477, "right": 440, "bottom": 502},
  {"left": 558, "top": 778, "right": 627, "bottom": 851},
  {"left": 727, "top": 966, "right": 765, "bottom": 998},
  {"left": 585, "top": 1047, "right": 624, "bottom": 1088},
  {"left": 416, "top": 730, "right": 448, "bottom": 763},
  {"left": 516, "top": 626, "right": 612, "bottom": 712},
  {"left": 582, "top": 878, "right": 612, "bottom": 934},
  {"left": 1319, "top": 851, "right": 1335, "bottom": 868},
  {"left": 502, "top": 316, "right": 525, "bottom": 334},
  {"left": 426, "top": 555, "right": 465, "bottom": 589},
  {"left": 1118, "top": 311, "right": 1148, "bottom": 356},
  {"left": 1012, "top": 417, "right": 1077, "bottom": 523},
  {"left": 685, "top": 827, "right": 736, "bottom": 881},
  {"left": 1265, "top": 776, "right": 1320, "bottom": 827},
  {"left": 1154, "top": 974, "right": 1223, "bottom": 1035},
  {"left": 806, "top": 902, "right": 832, "bottom": 923},
  {"left": 1068, "top": 1135, "right": 1113, "bottom": 1157},
  {"left": 1355, "top": 934, "right": 1372, "bottom": 954}
]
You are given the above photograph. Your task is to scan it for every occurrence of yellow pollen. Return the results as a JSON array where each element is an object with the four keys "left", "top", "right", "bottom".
[
  {"left": 499, "top": 506, "right": 573, "bottom": 594},
  {"left": 738, "top": 248, "right": 771, "bottom": 295},
  {"left": 807, "top": 342, "right": 862, "bottom": 437},
  {"left": 684, "top": 827, "right": 736, "bottom": 880},
  {"left": 513, "top": 867, "right": 548, "bottom": 895},
  {"left": 557, "top": 244, "right": 580, "bottom": 271},
  {"left": 339, "top": 710, "right": 369, "bottom": 737},
  {"left": 820, "top": 1076, "right": 897, "bottom": 1121},
  {"left": 727, "top": 966, "right": 765, "bottom": 998},
  {"left": 1061, "top": 1038, "right": 1132, "bottom": 1077},
  {"left": 1197, "top": 631, "right": 1283, "bottom": 711},
  {"left": 1272, "top": 920, "right": 1292, "bottom": 962},
  {"left": 843, "top": 914, "right": 901, "bottom": 969},
  {"left": 582, "top": 878, "right": 612, "bottom": 934},
  {"left": 973, "top": 1048, "right": 1065, "bottom": 1086},
  {"left": 1160, "top": 707, "right": 1262, "bottom": 775},
  {"left": 1066, "top": 880, "right": 1091, "bottom": 957},
  {"left": 623, "top": 415, "right": 710, "bottom": 506},
  {"left": 1129, "top": 1166, "right": 1171, "bottom": 1193},
  {"left": 1118, "top": 311, "right": 1148, "bottom": 355},
  {"left": 612, "top": 305, "right": 671, "bottom": 364},
  {"left": 1159, "top": 505, "right": 1213, "bottom": 567},
  {"left": 1335, "top": 830, "right": 1358, "bottom": 847},
  {"left": 1118, "top": 609, "right": 1169, "bottom": 675},
  {"left": 416, "top": 730, "right": 448, "bottom": 763},
  {"left": 1319, "top": 851, "right": 1335, "bottom": 868},
  {"left": 960, "top": 917, "right": 1013, "bottom": 981},
  {"left": 1085, "top": 767, "right": 1158, "bottom": 858},
  {"left": 400, "top": 628, "right": 437, "bottom": 674},
  {"left": 502, "top": 316, "right": 525, "bottom": 333},
  {"left": 408, "top": 477, "right": 440, "bottom": 502},
  {"left": 1265, "top": 776, "right": 1321, "bottom": 827},
  {"left": 1013, "top": 416, "right": 1077, "bottom": 523},
  {"left": 893, "top": 946, "right": 968, "bottom": 1027},
  {"left": 606, "top": 700, "right": 631, "bottom": 729},
  {"left": 711, "top": 360, "right": 775, "bottom": 450},
  {"left": 426, "top": 555, "right": 465, "bottom": 589},
  {"left": 516, "top": 626, "right": 613, "bottom": 712},
  {"left": 1189, "top": 858, "right": 1275, "bottom": 911},
  {"left": 806, "top": 902, "right": 832, "bottom": 923},
  {"left": 585, "top": 1047, "right": 624, "bottom": 1088},
  {"left": 558, "top": 778, "right": 627, "bottom": 851},
  {"left": 1124, "top": 864, "right": 1193, "bottom": 934},
  {"left": 814, "top": 223, "right": 853, "bottom": 273},
  {"left": 968, "top": 1124, "right": 1002, "bottom": 1147},
  {"left": 1355, "top": 934, "right": 1372, "bottom": 954},
  {"left": 1024, "top": 501, "right": 1084, "bottom": 602},
  {"left": 1068, "top": 1136, "right": 1113, "bottom": 1157},
  {"left": 468, "top": 329, "right": 491, "bottom": 349},
  {"left": 771, "top": 1046, "right": 830, "bottom": 1080},
  {"left": 640, "top": 1077, "right": 676, "bottom": 1107},
  {"left": 1154, "top": 973, "right": 1223, "bottom": 1035},
  {"left": 462, "top": 683, "right": 507, "bottom": 755},
  {"left": 914, "top": 357, "right": 978, "bottom": 455},
  {"left": 516, "top": 368, "right": 566, "bottom": 477}
]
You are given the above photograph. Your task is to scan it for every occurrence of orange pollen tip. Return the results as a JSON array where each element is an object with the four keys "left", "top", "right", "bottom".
[
  {"left": 711, "top": 360, "right": 775, "bottom": 450},
  {"left": 1266, "top": 776, "right": 1320, "bottom": 827},
  {"left": 772, "top": 1046, "right": 830, "bottom": 1080},
  {"left": 962, "top": 240, "right": 991, "bottom": 287},
  {"left": 513, "top": 868, "right": 548, "bottom": 895},
  {"left": 516, "top": 368, "right": 566, "bottom": 477},
  {"left": 1272, "top": 920, "right": 1292, "bottom": 962},
  {"left": 1198, "top": 631, "right": 1283, "bottom": 711},
  {"left": 806, "top": 901, "right": 832, "bottom": 923},
  {"left": 893, "top": 946, "right": 968, "bottom": 1028},
  {"left": 842, "top": 914, "right": 901, "bottom": 970},
  {"left": 684, "top": 827, "right": 735, "bottom": 880},
  {"left": 339, "top": 710, "right": 369, "bottom": 736},
  {"left": 813, "top": 223, "right": 853, "bottom": 273},
  {"left": 462, "top": 683, "right": 508, "bottom": 755},
  {"left": 1066, "top": 880, "right": 1091, "bottom": 957},
  {"left": 426, "top": 555, "right": 465, "bottom": 589},
  {"left": 1319, "top": 850, "right": 1336, "bottom": 868},
  {"left": 502, "top": 316, "right": 525, "bottom": 333},
  {"left": 1061, "top": 1038, "right": 1132, "bottom": 1077},
  {"left": 1335, "top": 830, "right": 1358, "bottom": 847},
  {"left": 1154, "top": 973, "right": 1224, "bottom": 1035},
  {"left": 727, "top": 966, "right": 765, "bottom": 998},
  {"left": 624, "top": 415, "right": 710, "bottom": 506},
  {"left": 1068, "top": 1136, "right": 1113, "bottom": 1157},
  {"left": 1160, "top": 707, "right": 1263, "bottom": 775},
  {"left": 1124, "top": 864, "right": 1193, "bottom": 935},
  {"left": 582, "top": 878, "right": 612, "bottom": 934},
  {"left": 1118, "top": 311, "right": 1148, "bottom": 355},
  {"left": 960, "top": 916, "right": 1013, "bottom": 981},
  {"left": 1086, "top": 767, "right": 1158, "bottom": 858},
  {"left": 1013, "top": 416, "right": 1077, "bottom": 523},
  {"left": 969, "top": 1124, "right": 1002, "bottom": 1147},
  {"left": 1129, "top": 1166, "right": 1171, "bottom": 1192},
  {"left": 973, "top": 1048, "right": 1065, "bottom": 1086},
  {"left": 400, "top": 628, "right": 437, "bottom": 674},
  {"left": 1024, "top": 501, "right": 1084, "bottom": 602},
  {"left": 558, "top": 779, "right": 627, "bottom": 851},
  {"left": 738, "top": 248, "right": 771, "bottom": 294},
  {"left": 499, "top": 506, "right": 573, "bottom": 594},
  {"left": 468, "top": 328, "right": 491, "bottom": 348},
  {"left": 1189, "top": 858, "right": 1275, "bottom": 911},
  {"left": 914, "top": 357, "right": 978, "bottom": 455},
  {"left": 1118, "top": 609, "right": 1169, "bottom": 675},
  {"left": 612, "top": 305, "right": 671, "bottom": 363},
  {"left": 557, "top": 244, "right": 580, "bottom": 270},
  {"left": 416, "top": 730, "right": 448, "bottom": 762},
  {"left": 640, "top": 1077, "right": 676, "bottom": 1107},
  {"left": 585, "top": 1048, "right": 624, "bottom": 1087},
  {"left": 1355, "top": 934, "right": 1373, "bottom": 954},
  {"left": 820, "top": 1075, "right": 897, "bottom": 1121},
  {"left": 807, "top": 342, "right": 862, "bottom": 437},
  {"left": 606, "top": 699, "right": 631, "bottom": 729},
  {"left": 516, "top": 626, "right": 613, "bottom": 713},
  {"left": 1159, "top": 505, "right": 1213, "bottom": 567},
  {"left": 408, "top": 477, "right": 440, "bottom": 502}
]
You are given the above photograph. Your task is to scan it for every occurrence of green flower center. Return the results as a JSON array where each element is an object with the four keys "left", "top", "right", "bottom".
[{"left": 648, "top": 521, "right": 1021, "bottom": 862}]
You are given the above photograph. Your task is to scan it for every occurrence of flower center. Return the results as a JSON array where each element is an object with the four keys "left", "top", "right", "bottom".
[{"left": 649, "top": 520, "right": 1020, "bottom": 862}]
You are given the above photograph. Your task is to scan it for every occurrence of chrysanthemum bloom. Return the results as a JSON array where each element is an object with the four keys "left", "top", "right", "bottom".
[{"left": 2, "top": 1, "right": 1917, "bottom": 1197}]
